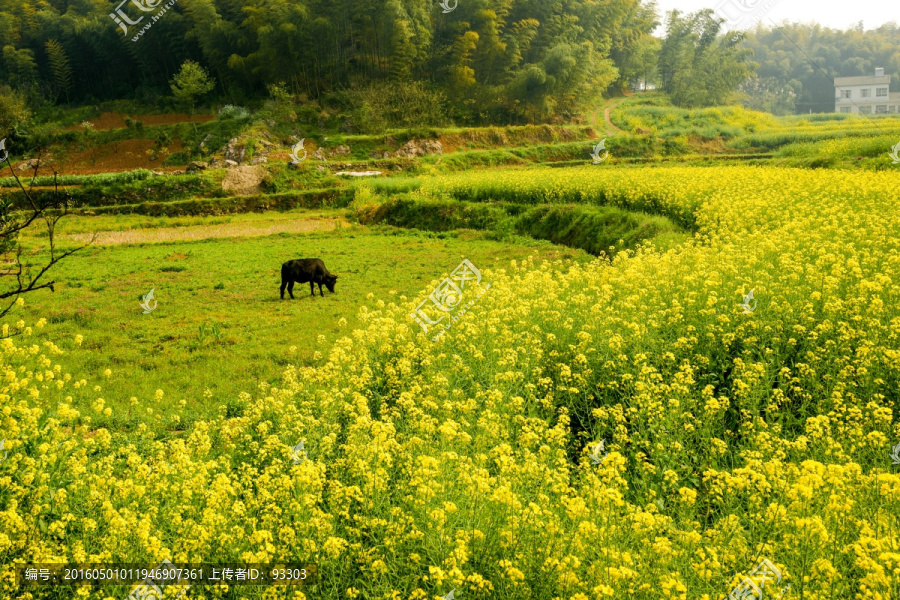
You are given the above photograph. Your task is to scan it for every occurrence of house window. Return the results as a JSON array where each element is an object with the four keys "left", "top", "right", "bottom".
[
  {"left": 840, "top": 107, "right": 852, "bottom": 113},
  {"left": 841, "top": 90, "right": 851, "bottom": 98},
  {"left": 877, "top": 87, "right": 888, "bottom": 97},
  {"left": 861, "top": 89, "right": 870, "bottom": 97},
  {"left": 876, "top": 105, "right": 888, "bottom": 113},
  {"left": 890, "top": 105, "right": 897, "bottom": 113},
  {"left": 859, "top": 106, "right": 872, "bottom": 114}
]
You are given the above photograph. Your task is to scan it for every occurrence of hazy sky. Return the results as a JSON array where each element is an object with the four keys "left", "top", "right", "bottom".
[{"left": 652, "top": 0, "right": 897, "bottom": 35}]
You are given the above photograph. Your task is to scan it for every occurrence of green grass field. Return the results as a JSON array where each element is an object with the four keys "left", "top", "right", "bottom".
[{"left": 17, "top": 211, "right": 589, "bottom": 437}]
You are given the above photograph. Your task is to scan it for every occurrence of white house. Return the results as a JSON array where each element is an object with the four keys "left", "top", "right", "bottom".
[{"left": 834, "top": 68, "right": 900, "bottom": 114}]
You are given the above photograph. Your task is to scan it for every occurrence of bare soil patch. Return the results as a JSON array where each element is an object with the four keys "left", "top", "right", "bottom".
[
  {"left": 66, "top": 218, "right": 348, "bottom": 246},
  {"left": 65, "top": 112, "right": 216, "bottom": 131},
  {"left": 14, "top": 139, "right": 187, "bottom": 176}
]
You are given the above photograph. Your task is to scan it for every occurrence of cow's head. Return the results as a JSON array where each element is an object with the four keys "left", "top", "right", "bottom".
[{"left": 325, "top": 274, "right": 338, "bottom": 293}]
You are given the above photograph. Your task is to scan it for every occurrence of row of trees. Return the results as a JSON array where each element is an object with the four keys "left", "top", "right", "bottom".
[{"left": 0, "top": 0, "right": 660, "bottom": 124}]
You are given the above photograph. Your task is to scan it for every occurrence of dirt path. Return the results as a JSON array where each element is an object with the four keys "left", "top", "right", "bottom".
[
  {"left": 603, "top": 100, "right": 624, "bottom": 134},
  {"left": 66, "top": 217, "right": 349, "bottom": 246},
  {"left": 589, "top": 96, "right": 627, "bottom": 136}
]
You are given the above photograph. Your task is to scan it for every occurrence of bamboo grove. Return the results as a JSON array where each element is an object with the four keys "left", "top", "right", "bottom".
[{"left": 0, "top": 0, "right": 658, "bottom": 122}]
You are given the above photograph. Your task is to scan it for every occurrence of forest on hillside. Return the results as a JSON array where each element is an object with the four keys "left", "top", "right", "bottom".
[
  {"left": 0, "top": 0, "right": 899, "bottom": 129},
  {"left": 740, "top": 22, "right": 900, "bottom": 114},
  {"left": 0, "top": 0, "right": 657, "bottom": 123}
]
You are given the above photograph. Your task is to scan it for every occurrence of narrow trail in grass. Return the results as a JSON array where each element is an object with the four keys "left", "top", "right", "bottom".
[
  {"left": 65, "top": 216, "right": 350, "bottom": 245},
  {"left": 604, "top": 101, "right": 624, "bottom": 134},
  {"left": 590, "top": 96, "right": 626, "bottom": 136}
]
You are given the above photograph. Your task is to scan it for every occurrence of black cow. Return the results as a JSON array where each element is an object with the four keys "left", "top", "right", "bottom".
[{"left": 280, "top": 258, "right": 338, "bottom": 299}]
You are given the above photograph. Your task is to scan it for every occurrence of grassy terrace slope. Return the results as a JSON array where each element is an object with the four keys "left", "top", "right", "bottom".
[
  {"left": 610, "top": 94, "right": 900, "bottom": 169},
  {"left": 3, "top": 164, "right": 899, "bottom": 599}
]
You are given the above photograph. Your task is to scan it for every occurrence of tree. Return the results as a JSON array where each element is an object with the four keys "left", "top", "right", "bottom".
[
  {"left": 631, "top": 36, "right": 661, "bottom": 90},
  {"left": 658, "top": 9, "right": 753, "bottom": 107},
  {"left": 739, "top": 76, "right": 798, "bottom": 115},
  {"left": 609, "top": 0, "right": 660, "bottom": 93},
  {"left": 170, "top": 61, "right": 216, "bottom": 121},
  {"left": 2, "top": 45, "right": 37, "bottom": 86},
  {"left": 45, "top": 39, "right": 73, "bottom": 104},
  {"left": 0, "top": 86, "right": 31, "bottom": 140},
  {"left": 388, "top": 5, "right": 416, "bottom": 81},
  {"left": 264, "top": 81, "right": 296, "bottom": 123}
]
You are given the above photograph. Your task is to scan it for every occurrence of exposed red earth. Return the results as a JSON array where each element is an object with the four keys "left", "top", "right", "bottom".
[{"left": 63, "top": 111, "right": 215, "bottom": 131}]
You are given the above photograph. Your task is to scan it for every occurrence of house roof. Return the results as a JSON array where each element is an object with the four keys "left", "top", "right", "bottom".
[{"left": 834, "top": 75, "right": 891, "bottom": 86}]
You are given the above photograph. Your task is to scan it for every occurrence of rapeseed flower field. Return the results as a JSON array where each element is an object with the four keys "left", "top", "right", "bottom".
[{"left": 2, "top": 165, "right": 900, "bottom": 599}]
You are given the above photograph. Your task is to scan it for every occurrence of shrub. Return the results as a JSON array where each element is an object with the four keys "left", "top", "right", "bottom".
[
  {"left": 3, "top": 174, "right": 211, "bottom": 208},
  {"left": 123, "top": 115, "right": 145, "bottom": 132},
  {"left": 0, "top": 85, "right": 32, "bottom": 139},
  {"left": 346, "top": 81, "right": 449, "bottom": 132},
  {"left": 218, "top": 105, "right": 251, "bottom": 120},
  {"left": 0, "top": 169, "right": 154, "bottom": 188}
]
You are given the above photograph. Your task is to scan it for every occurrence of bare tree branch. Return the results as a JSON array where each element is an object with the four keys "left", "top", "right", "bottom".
[
  {"left": 28, "top": 148, "right": 44, "bottom": 188},
  {"left": 0, "top": 147, "right": 96, "bottom": 324}
]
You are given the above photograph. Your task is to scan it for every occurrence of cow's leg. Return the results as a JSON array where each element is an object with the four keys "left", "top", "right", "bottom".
[
  {"left": 280, "top": 278, "right": 287, "bottom": 300},
  {"left": 287, "top": 281, "right": 295, "bottom": 299},
  {"left": 310, "top": 281, "right": 316, "bottom": 296},
  {"left": 319, "top": 282, "right": 325, "bottom": 296}
]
